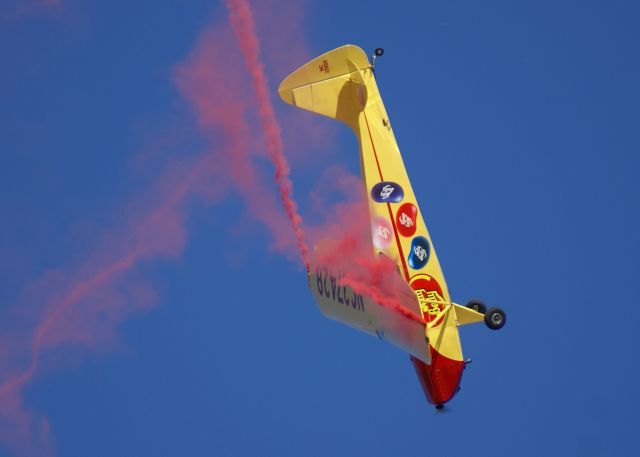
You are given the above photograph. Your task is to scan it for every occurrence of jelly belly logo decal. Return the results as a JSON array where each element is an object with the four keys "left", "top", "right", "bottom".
[
  {"left": 371, "top": 181, "right": 404, "bottom": 203},
  {"left": 396, "top": 203, "right": 417, "bottom": 237},
  {"left": 371, "top": 216, "right": 394, "bottom": 249},
  {"left": 410, "top": 274, "right": 445, "bottom": 323},
  {"left": 408, "top": 236, "right": 430, "bottom": 269}
]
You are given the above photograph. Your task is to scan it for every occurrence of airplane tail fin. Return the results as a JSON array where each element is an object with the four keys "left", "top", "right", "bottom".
[{"left": 278, "top": 45, "right": 372, "bottom": 128}]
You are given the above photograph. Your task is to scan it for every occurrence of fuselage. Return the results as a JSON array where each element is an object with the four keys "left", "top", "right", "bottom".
[{"left": 279, "top": 45, "right": 468, "bottom": 407}]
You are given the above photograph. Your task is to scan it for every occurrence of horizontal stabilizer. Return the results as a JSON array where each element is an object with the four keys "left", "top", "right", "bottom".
[
  {"left": 278, "top": 45, "right": 370, "bottom": 98},
  {"left": 452, "top": 304, "right": 485, "bottom": 326},
  {"left": 278, "top": 45, "right": 371, "bottom": 126}
]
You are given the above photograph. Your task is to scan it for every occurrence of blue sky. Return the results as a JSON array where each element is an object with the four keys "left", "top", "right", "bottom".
[{"left": 1, "top": 1, "right": 639, "bottom": 456}]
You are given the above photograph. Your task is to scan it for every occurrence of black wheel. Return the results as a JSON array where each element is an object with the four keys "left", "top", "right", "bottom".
[
  {"left": 466, "top": 300, "right": 487, "bottom": 315},
  {"left": 484, "top": 307, "right": 506, "bottom": 330},
  {"left": 374, "top": 48, "right": 384, "bottom": 56},
  {"left": 435, "top": 404, "right": 444, "bottom": 410}
]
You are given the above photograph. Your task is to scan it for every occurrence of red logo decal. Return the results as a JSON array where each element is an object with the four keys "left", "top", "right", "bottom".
[
  {"left": 318, "top": 59, "right": 329, "bottom": 73},
  {"left": 396, "top": 203, "right": 417, "bottom": 237},
  {"left": 410, "top": 274, "right": 445, "bottom": 323}
]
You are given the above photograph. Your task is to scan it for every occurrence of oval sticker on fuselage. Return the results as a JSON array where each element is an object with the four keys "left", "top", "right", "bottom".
[
  {"left": 371, "top": 216, "right": 394, "bottom": 249},
  {"left": 396, "top": 202, "right": 418, "bottom": 237},
  {"left": 408, "top": 236, "right": 431, "bottom": 270},
  {"left": 371, "top": 181, "right": 404, "bottom": 203}
]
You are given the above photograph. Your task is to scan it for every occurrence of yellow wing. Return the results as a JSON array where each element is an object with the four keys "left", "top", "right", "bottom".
[{"left": 279, "top": 45, "right": 464, "bottom": 363}]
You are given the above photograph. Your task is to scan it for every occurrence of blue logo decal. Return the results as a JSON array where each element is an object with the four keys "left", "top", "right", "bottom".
[
  {"left": 371, "top": 181, "right": 404, "bottom": 203},
  {"left": 408, "top": 236, "right": 430, "bottom": 269}
]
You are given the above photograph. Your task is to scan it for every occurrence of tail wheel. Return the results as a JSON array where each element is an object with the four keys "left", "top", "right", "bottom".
[
  {"left": 465, "top": 300, "right": 487, "bottom": 315},
  {"left": 484, "top": 307, "right": 506, "bottom": 330}
]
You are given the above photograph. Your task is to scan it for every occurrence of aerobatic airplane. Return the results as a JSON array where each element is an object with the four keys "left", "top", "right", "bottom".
[{"left": 278, "top": 45, "right": 506, "bottom": 409}]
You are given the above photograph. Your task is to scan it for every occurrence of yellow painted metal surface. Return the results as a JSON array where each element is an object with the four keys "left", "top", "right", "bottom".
[
  {"left": 452, "top": 303, "right": 486, "bottom": 326},
  {"left": 279, "top": 45, "right": 465, "bottom": 363}
]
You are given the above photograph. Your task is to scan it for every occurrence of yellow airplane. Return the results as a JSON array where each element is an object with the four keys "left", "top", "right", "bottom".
[{"left": 278, "top": 45, "right": 506, "bottom": 409}]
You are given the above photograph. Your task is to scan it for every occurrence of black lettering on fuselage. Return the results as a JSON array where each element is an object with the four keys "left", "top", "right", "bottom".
[
  {"left": 314, "top": 267, "right": 366, "bottom": 314},
  {"left": 316, "top": 267, "right": 323, "bottom": 296},
  {"left": 323, "top": 270, "right": 330, "bottom": 298},
  {"left": 330, "top": 275, "right": 337, "bottom": 300}
]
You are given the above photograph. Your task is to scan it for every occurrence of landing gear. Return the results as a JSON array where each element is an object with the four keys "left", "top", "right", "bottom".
[
  {"left": 484, "top": 307, "right": 506, "bottom": 330},
  {"left": 435, "top": 404, "right": 444, "bottom": 410},
  {"left": 466, "top": 300, "right": 506, "bottom": 330},
  {"left": 465, "top": 300, "right": 487, "bottom": 315}
]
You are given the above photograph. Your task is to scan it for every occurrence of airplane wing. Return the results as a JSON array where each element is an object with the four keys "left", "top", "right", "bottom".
[
  {"left": 309, "top": 264, "right": 430, "bottom": 362},
  {"left": 279, "top": 45, "right": 463, "bottom": 364}
]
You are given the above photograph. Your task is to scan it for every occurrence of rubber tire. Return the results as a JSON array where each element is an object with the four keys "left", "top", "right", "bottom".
[
  {"left": 484, "top": 307, "right": 506, "bottom": 330},
  {"left": 466, "top": 300, "right": 487, "bottom": 315},
  {"left": 375, "top": 48, "right": 384, "bottom": 56}
]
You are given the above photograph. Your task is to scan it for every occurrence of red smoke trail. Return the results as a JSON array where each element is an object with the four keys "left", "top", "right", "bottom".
[
  {"left": 0, "top": 6, "right": 316, "bottom": 453},
  {"left": 307, "top": 195, "right": 425, "bottom": 326},
  {"left": 0, "top": 160, "right": 206, "bottom": 396},
  {"left": 0, "top": 153, "right": 219, "bottom": 456},
  {"left": 1, "top": 0, "right": 61, "bottom": 20},
  {"left": 0, "top": 252, "right": 138, "bottom": 398},
  {"left": 224, "top": 0, "right": 423, "bottom": 324},
  {"left": 225, "top": 0, "right": 309, "bottom": 268},
  {"left": 174, "top": 23, "right": 295, "bottom": 257},
  {"left": 341, "top": 270, "right": 426, "bottom": 325},
  {"left": 0, "top": 2, "right": 422, "bottom": 454}
]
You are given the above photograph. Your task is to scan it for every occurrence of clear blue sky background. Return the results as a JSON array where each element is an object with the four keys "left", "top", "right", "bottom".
[{"left": 1, "top": 1, "right": 639, "bottom": 456}]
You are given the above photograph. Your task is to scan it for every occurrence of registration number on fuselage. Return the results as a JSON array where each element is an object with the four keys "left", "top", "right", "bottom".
[{"left": 314, "top": 267, "right": 365, "bottom": 312}]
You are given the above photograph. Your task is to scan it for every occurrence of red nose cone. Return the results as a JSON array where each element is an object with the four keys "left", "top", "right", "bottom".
[{"left": 411, "top": 350, "right": 465, "bottom": 406}]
